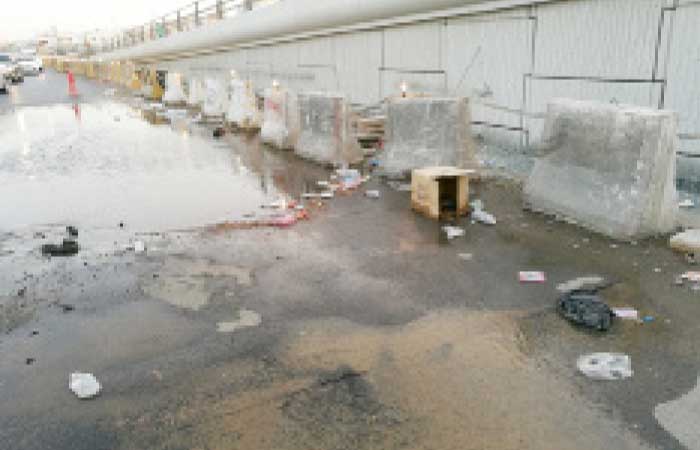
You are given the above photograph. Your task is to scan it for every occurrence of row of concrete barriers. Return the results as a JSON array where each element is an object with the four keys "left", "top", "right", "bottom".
[{"left": 50, "top": 54, "right": 680, "bottom": 241}]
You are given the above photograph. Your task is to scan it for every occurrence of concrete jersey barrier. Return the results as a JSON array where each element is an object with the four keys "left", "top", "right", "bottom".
[{"left": 524, "top": 98, "right": 678, "bottom": 239}]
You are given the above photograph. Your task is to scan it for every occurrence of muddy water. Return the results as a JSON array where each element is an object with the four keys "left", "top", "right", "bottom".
[{"left": 0, "top": 102, "right": 303, "bottom": 232}]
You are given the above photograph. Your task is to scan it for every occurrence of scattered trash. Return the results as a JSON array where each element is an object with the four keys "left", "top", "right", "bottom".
[
  {"left": 577, "top": 353, "right": 633, "bottom": 380},
  {"left": 443, "top": 226, "right": 465, "bottom": 240},
  {"left": 556, "top": 276, "right": 605, "bottom": 293},
  {"left": 519, "top": 271, "right": 546, "bottom": 283},
  {"left": 472, "top": 209, "right": 497, "bottom": 225},
  {"left": 682, "top": 271, "right": 700, "bottom": 282},
  {"left": 268, "top": 213, "right": 297, "bottom": 227},
  {"left": 670, "top": 229, "right": 700, "bottom": 254},
  {"left": 41, "top": 239, "right": 79, "bottom": 257},
  {"left": 66, "top": 226, "right": 79, "bottom": 237},
  {"left": 335, "top": 169, "right": 363, "bottom": 190},
  {"left": 217, "top": 309, "right": 262, "bottom": 333},
  {"left": 612, "top": 307, "right": 639, "bottom": 320},
  {"left": 458, "top": 253, "right": 473, "bottom": 261},
  {"left": 365, "top": 190, "right": 380, "bottom": 199},
  {"left": 59, "top": 303, "right": 75, "bottom": 313},
  {"left": 69, "top": 372, "right": 102, "bottom": 399},
  {"left": 470, "top": 199, "right": 496, "bottom": 225},
  {"left": 679, "top": 199, "right": 695, "bottom": 208},
  {"left": 558, "top": 288, "right": 614, "bottom": 331},
  {"left": 134, "top": 241, "right": 146, "bottom": 253},
  {"left": 302, "top": 192, "right": 334, "bottom": 199},
  {"left": 642, "top": 315, "right": 655, "bottom": 323}
]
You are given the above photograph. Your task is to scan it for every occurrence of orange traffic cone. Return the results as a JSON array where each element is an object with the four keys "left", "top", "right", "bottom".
[{"left": 67, "top": 71, "right": 78, "bottom": 97}]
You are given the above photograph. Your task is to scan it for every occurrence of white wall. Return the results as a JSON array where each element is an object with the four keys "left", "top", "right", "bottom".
[{"left": 150, "top": 0, "right": 699, "bottom": 155}]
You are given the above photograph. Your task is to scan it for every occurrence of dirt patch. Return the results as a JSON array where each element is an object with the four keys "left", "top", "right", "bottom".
[
  {"left": 281, "top": 310, "right": 652, "bottom": 450},
  {"left": 280, "top": 365, "right": 410, "bottom": 450}
]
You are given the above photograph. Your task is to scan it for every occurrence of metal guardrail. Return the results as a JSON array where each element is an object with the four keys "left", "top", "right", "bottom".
[{"left": 103, "top": 0, "right": 273, "bottom": 53}]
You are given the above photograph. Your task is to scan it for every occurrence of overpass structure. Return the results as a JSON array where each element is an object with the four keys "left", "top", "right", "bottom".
[{"left": 97, "top": 0, "right": 700, "bottom": 176}]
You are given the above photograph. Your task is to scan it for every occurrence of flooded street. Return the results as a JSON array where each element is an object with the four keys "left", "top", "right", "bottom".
[
  {"left": 2, "top": 72, "right": 700, "bottom": 450},
  {"left": 0, "top": 73, "right": 314, "bottom": 231}
]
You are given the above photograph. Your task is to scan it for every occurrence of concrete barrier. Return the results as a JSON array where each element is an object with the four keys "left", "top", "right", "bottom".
[
  {"left": 524, "top": 99, "right": 678, "bottom": 239},
  {"left": 380, "top": 97, "right": 475, "bottom": 177},
  {"left": 260, "top": 86, "right": 298, "bottom": 149},
  {"left": 295, "top": 92, "right": 361, "bottom": 165}
]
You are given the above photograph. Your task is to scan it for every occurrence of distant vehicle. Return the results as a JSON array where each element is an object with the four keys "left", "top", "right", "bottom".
[
  {"left": 0, "top": 54, "right": 24, "bottom": 83},
  {"left": 17, "top": 55, "right": 43, "bottom": 76},
  {"left": 0, "top": 68, "right": 7, "bottom": 94}
]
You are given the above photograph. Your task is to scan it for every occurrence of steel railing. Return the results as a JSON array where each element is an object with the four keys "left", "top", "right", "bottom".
[{"left": 102, "top": 0, "right": 277, "bottom": 53}]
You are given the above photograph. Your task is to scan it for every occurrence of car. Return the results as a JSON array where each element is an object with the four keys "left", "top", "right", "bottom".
[
  {"left": 0, "top": 54, "right": 23, "bottom": 83},
  {"left": 0, "top": 69, "right": 7, "bottom": 94},
  {"left": 17, "top": 56, "right": 42, "bottom": 76}
]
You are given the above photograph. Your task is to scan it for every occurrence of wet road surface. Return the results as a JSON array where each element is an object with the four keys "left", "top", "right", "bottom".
[{"left": 1, "top": 71, "right": 700, "bottom": 450}]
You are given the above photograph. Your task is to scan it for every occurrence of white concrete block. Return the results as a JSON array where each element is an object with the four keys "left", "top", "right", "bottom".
[
  {"left": 524, "top": 98, "right": 678, "bottom": 239},
  {"left": 380, "top": 97, "right": 476, "bottom": 177}
]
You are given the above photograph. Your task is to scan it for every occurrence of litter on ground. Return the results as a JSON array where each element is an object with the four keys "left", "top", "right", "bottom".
[
  {"left": 470, "top": 199, "right": 497, "bottom": 225},
  {"left": 577, "top": 353, "right": 633, "bottom": 380},
  {"left": 556, "top": 276, "right": 605, "bottom": 293},
  {"left": 302, "top": 192, "right": 334, "bottom": 199},
  {"left": 443, "top": 226, "right": 465, "bottom": 240},
  {"left": 519, "top": 271, "right": 546, "bottom": 283},
  {"left": 558, "top": 288, "right": 614, "bottom": 331},
  {"left": 69, "top": 372, "right": 102, "bottom": 399},
  {"left": 612, "top": 307, "right": 639, "bottom": 320}
]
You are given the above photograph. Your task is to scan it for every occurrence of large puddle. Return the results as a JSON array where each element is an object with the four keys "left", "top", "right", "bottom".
[{"left": 0, "top": 101, "right": 323, "bottom": 232}]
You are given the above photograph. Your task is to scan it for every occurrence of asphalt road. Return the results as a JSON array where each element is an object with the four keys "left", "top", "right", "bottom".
[{"left": 0, "top": 71, "right": 699, "bottom": 450}]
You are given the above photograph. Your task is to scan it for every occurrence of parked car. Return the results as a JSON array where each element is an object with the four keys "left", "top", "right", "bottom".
[
  {"left": 17, "top": 56, "right": 43, "bottom": 75},
  {"left": 0, "top": 54, "right": 24, "bottom": 83},
  {"left": 0, "top": 68, "right": 7, "bottom": 94}
]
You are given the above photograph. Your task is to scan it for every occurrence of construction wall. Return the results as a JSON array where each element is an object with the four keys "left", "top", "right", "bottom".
[{"left": 137, "top": 0, "right": 696, "bottom": 160}]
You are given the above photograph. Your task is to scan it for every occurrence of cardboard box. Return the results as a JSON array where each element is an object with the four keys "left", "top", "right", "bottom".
[{"left": 411, "top": 167, "right": 473, "bottom": 220}]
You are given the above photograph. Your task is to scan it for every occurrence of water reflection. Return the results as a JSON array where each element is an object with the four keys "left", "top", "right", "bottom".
[{"left": 0, "top": 102, "right": 327, "bottom": 232}]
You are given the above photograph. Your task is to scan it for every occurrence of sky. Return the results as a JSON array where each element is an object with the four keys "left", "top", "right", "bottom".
[{"left": 1, "top": 0, "right": 183, "bottom": 42}]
